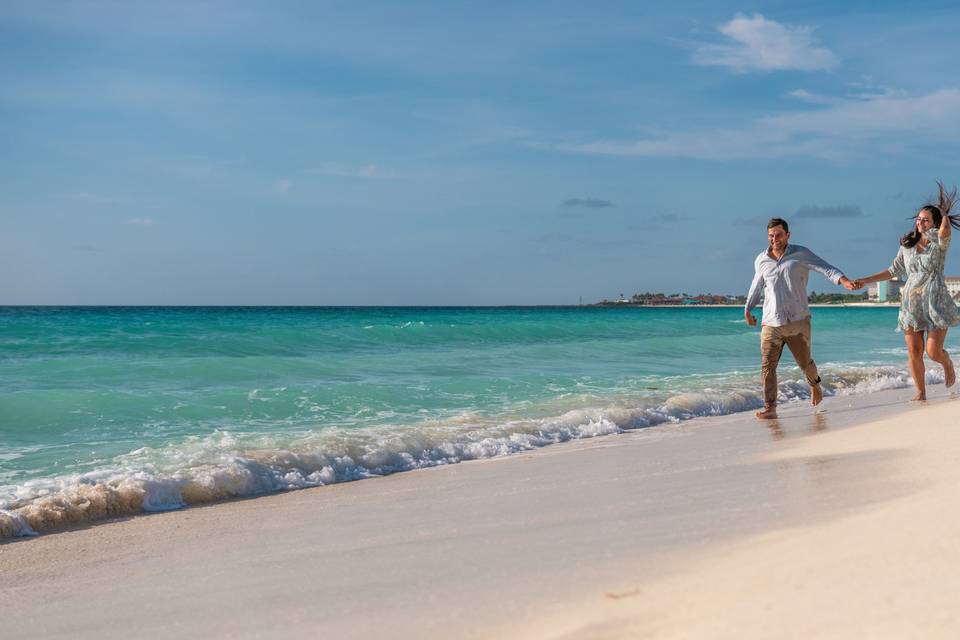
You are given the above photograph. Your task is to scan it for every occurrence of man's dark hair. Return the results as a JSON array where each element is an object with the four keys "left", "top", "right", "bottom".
[{"left": 767, "top": 217, "right": 789, "bottom": 233}]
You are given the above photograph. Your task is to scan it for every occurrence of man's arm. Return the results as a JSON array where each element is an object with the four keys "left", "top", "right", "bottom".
[
  {"left": 744, "top": 263, "right": 763, "bottom": 326},
  {"left": 797, "top": 247, "right": 856, "bottom": 290}
]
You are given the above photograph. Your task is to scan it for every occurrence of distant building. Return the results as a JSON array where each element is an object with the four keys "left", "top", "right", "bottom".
[
  {"left": 868, "top": 280, "right": 903, "bottom": 302},
  {"left": 946, "top": 277, "right": 960, "bottom": 301}
]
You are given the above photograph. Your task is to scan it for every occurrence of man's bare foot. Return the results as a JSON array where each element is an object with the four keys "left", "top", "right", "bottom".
[
  {"left": 811, "top": 384, "right": 823, "bottom": 406},
  {"left": 911, "top": 392, "right": 926, "bottom": 402},
  {"left": 945, "top": 356, "right": 956, "bottom": 388},
  {"left": 755, "top": 408, "right": 778, "bottom": 419}
]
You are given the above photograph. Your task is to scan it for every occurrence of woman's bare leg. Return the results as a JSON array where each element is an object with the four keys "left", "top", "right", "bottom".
[
  {"left": 905, "top": 330, "right": 926, "bottom": 400},
  {"left": 925, "top": 328, "right": 955, "bottom": 388}
]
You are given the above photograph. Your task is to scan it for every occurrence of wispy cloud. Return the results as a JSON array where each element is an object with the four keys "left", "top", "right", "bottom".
[
  {"left": 890, "top": 192, "right": 916, "bottom": 201},
  {"left": 0, "top": 3, "right": 651, "bottom": 78},
  {"left": 125, "top": 218, "right": 155, "bottom": 226},
  {"left": 562, "top": 198, "right": 614, "bottom": 208},
  {"left": 846, "top": 78, "right": 905, "bottom": 101},
  {"left": 736, "top": 216, "right": 774, "bottom": 227},
  {"left": 629, "top": 213, "right": 689, "bottom": 230},
  {"left": 0, "top": 68, "right": 223, "bottom": 114},
  {"left": 693, "top": 14, "right": 836, "bottom": 73},
  {"left": 786, "top": 89, "right": 838, "bottom": 105},
  {"left": 529, "top": 232, "right": 575, "bottom": 243},
  {"left": 275, "top": 179, "right": 293, "bottom": 193},
  {"left": 60, "top": 192, "right": 132, "bottom": 206},
  {"left": 558, "top": 88, "right": 960, "bottom": 162},
  {"left": 795, "top": 204, "right": 862, "bottom": 218},
  {"left": 0, "top": 67, "right": 352, "bottom": 139},
  {"left": 308, "top": 163, "right": 387, "bottom": 178},
  {"left": 655, "top": 213, "right": 686, "bottom": 222}
]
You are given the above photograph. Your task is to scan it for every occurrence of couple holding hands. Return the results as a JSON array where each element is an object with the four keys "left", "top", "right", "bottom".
[{"left": 745, "top": 182, "right": 960, "bottom": 419}]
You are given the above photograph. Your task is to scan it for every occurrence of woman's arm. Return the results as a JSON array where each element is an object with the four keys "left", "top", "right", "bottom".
[
  {"left": 940, "top": 209, "right": 952, "bottom": 241},
  {"left": 853, "top": 270, "right": 896, "bottom": 289}
]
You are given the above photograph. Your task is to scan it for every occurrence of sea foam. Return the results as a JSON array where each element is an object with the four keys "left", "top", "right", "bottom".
[{"left": 0, "top": 363, "right": 923, "bottom": 538}]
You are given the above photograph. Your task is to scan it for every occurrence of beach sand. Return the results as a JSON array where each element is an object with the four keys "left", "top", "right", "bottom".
[{"left": 2, "top": 387, "right": 958, "bottom": 639}]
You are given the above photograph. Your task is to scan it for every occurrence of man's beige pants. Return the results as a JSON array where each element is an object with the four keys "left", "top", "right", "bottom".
[{"left": 760, "top": 317, "right": 820, "bottom": 410}]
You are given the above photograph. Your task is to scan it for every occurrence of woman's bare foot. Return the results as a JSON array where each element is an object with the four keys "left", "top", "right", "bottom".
[
  {"left": 811, "top": 384, "right": 823, "bottom": 406},
  {"left": 945, "top": 356, "right": 956, "bottom": 388},
  {"left": 911, "top": 392, "right": 926, "bottom": 402},
  {"left": 755, "top": 408, "right": 778, "bottom": 419}
]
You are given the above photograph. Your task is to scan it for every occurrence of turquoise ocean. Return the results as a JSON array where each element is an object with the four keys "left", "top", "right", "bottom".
[{"left": 1, "top": 305, "right": 951, "bottom": 537}]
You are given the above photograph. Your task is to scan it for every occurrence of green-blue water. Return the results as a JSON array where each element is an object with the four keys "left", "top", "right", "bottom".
[{"left": 0, "top": 305, "right": 945, "bottom": 536}]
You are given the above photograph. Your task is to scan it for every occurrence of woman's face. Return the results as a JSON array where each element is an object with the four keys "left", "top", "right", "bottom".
[{"left": 916, "top": 209, "right": 935, "bottom": 233}]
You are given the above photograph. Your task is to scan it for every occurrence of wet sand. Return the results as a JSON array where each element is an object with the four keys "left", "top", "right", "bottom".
[
  {"left": 503, "top": 393, "right": 960, "bottom": 639},
  {"left": 2, "top": 386, "right": 957, "bottom": 639}
]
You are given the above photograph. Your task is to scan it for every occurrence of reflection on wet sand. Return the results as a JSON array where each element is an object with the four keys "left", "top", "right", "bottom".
[
  {"left": 764, "top": 411, "right": 829, "bottom": 441},
  {"left": 757, "top": 388, "right": 959, "bottom": 444},
  {"left": 809, "top": 411, "right": 828, "bottom": 433},
  {"left": 765, "top": 420, "right": 784, "bottom": 441}
]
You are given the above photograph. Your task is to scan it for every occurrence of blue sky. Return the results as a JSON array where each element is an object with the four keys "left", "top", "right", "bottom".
[{"left": 3, "top": 1, "right": 960, "bottom": 304}]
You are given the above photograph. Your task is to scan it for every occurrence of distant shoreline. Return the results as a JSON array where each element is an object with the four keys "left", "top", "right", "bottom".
[
  {"left": 590, "top": 302, "right": 901, "bottom": 308},
  {"left": 1, "top": 303, "right": 902, "bottom": 309}
]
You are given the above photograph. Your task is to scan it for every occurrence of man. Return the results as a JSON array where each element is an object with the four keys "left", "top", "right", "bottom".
[{"left": 745, "top": 217, "right": 857, "bottom": 419}]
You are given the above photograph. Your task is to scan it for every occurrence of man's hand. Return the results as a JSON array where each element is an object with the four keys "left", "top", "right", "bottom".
[
  {"left": 840, "top": 277, "right": 857, "bottom": 291},
  {"left": 744, "top": 310, "right": 757, "bottom": 327}
]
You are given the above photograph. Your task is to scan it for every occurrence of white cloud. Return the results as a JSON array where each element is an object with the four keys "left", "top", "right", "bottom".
[
  {"left": 125, "top": 218, "right": 155, "bottom": 225},
  {"left": 786, "top": 89, "right": 838, "bottom": 105},
  {"left": 558, "top": 88, "right": 960, "bottom": 162},
  {"left": 845, "top": 82, "right": 906, "bottom": 102},
  {"left": 693, "top": 14, "right": 836, "bottom": 73},
  {"left": 275, "top": 179, "right": 293, "bottom": 193}
]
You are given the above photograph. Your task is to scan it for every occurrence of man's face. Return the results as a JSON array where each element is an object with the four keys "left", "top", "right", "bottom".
[{"left": 767, "top": 225, "right": 789, "bottom": 253}]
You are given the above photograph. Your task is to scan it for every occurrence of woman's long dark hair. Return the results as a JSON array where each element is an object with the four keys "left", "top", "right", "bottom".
[{"left": 901, "top": 181, "right": 960, "bottom": 248}]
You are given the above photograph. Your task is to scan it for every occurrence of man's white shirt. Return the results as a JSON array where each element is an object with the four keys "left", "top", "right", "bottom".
[{"left": 745, "top": 244, "right": 846, "bottom": 327}]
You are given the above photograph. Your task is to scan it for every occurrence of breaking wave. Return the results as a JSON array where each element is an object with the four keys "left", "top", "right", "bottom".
[{"left": 0, "top": 363, "right": 928, "bottom": 538}]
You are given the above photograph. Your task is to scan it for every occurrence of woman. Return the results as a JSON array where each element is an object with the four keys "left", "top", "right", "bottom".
[{"left": 854, "top": 182, "right": 960, "bottom": 400}]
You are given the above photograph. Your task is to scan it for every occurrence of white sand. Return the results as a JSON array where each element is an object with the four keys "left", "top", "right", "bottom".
[
  {"left": 2, "top": 387, "right": 958, "bottom": 639},
  {"left": 503, "top": 394, "right": 960, "bottom": 639}
]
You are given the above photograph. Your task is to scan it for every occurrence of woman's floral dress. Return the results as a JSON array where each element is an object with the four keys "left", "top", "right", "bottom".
[{"left": 888, "top": 228, "right": 960, "bottom": 332}]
